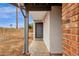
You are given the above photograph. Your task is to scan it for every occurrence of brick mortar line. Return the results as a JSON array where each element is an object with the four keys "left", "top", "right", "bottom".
[
  {"left": 62, "top": 11, "right": 79, "bottom": 19},
  {"left": 63, "top": 37, "right": 78, "bottom": 44},
  {"left": 62, "top": 14, "right": 79, "bottom": 21},
  {"left": 63, "top": 51, "right": 70, "bottom": 56},
  {"left": 62, "top": 5, "right": 77, "bottom": 16},
  {"left": 62, "top": 10, "right": 79, "bottom": 18},
  {"left": 63, "top": 33, "right": 79, "bottom": 36},
  {"left": 62, "top": 4, "right": 69, "bottom": 9},
  {"left": 62, "top": 4, "right": 73, "bottom": 12},
  {"left": 63, "top": 44, "right": 78, "bottom": 55},
  {"left": 62, "top": 5, "right": 75, "bottom": 16},
  {"left": 63, "top": 46, "right": 74, "bottom": 55},
  {"left": 62, "top": 21, "right": 79, "bottom": 26},
  {"left": 63, "top": 47, "right": 71, "bottom": 53},
  {"left": 63, "top": 41, "right": 78, "bottom": 50},
  {"left": 62, "top": 4, "right": 79, "bottom": 14},
  {"left": 62, "top": 6, "right": 79, "bottom": 17},
  {"left": 63, "top": 38, "right": 77, "bottom": 44},
  {"left": 65, "top": 48, "right": 78, "bottom": 55}
]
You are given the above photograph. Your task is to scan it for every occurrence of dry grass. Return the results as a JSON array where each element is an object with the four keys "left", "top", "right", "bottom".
[{"left": 0, "top": 28, "right": 33, "bottom": 56}]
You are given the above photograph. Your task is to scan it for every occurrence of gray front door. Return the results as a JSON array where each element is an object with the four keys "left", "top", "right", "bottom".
[{"left": 35, "top": 23, "right": 43, "bottom": 38}]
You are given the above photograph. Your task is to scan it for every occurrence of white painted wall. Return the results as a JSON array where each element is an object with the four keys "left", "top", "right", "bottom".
[
  {"left": 50, "top": 6, "right": 62, "bottom": 53},
  {"left": 33, "top": 6, "right": 62, "bottom": 53},
  {"left": 43, "top": 12, "right": 50, "bottom": 52}
]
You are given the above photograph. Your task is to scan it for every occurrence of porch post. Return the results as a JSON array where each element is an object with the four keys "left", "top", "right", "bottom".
[
  {"left": 16, "top": 7, "right": 18, "bottom": 29},
  {"left": 23, "top": 11, "right": 30, "bottom": 55}
]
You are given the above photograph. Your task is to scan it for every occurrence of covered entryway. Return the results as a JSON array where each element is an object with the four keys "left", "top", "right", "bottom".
[{"left": 11, "top": 3, "right": 62, "bottom": 56}]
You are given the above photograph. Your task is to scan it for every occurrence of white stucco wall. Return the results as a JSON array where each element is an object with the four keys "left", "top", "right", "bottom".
[
  {"left": 43, "top": 12, "right": 50, "bottom": 52},
  {"left": 43, "top": 6, "right": 62, "bottom": 53},
  {"left": 50, "top": 6, "right": 62, "bottom": 53}
]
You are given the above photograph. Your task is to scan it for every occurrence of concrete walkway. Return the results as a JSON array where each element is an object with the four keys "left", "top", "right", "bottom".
[{"left": 29, "top": 40, "right": 49, "bottom": 56}]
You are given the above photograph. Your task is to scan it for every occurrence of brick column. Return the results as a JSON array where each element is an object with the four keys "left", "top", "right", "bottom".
[{"left": 62, "top": 3, "right": 79, "bottom": 56}]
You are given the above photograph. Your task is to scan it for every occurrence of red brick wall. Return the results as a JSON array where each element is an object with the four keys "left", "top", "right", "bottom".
[{"left": 62, "top": 3, "right": 79, "bottom": 56}]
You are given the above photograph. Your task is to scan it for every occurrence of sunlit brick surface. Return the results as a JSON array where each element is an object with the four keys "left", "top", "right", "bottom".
[{"left": 62, "top": 3, "right": 79, "bottom": 56}]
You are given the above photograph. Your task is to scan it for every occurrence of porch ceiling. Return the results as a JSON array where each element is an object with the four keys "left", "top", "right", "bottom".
[
  {"left": 29, "top": 11, "right": 48, "bottom": 21},
  {"left": 11, "top": 3, "right": 61, "bottom": 21},
  {"left": 10, "top": 3, "right": 48, "bottom": 21}
]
